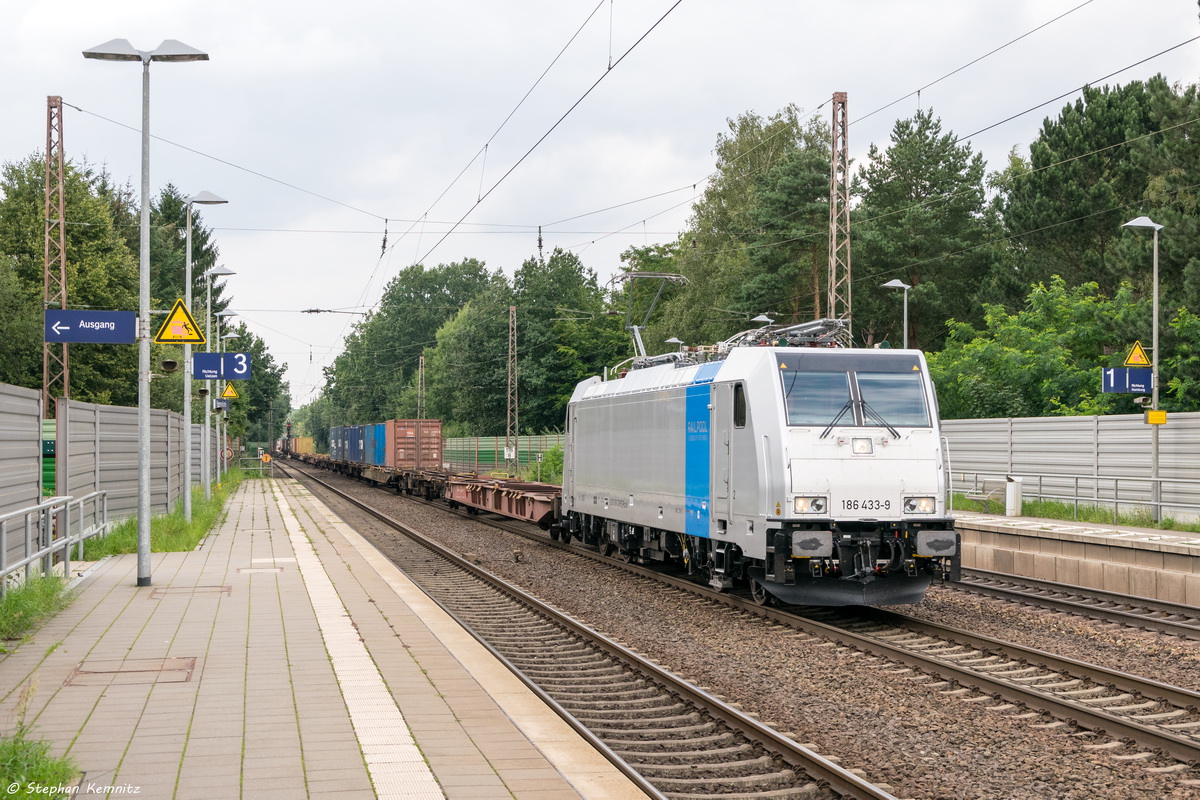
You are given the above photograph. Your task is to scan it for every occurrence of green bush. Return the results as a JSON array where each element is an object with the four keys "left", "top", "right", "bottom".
[
  {"left": 0, "top": 683, "right": 78, "bottom": 798},
  {"left": 83, "top": 469, "right": 243, "bottom": 559},
  {"left": 0, "top": 578, "right": 72, "bottom": 642}
]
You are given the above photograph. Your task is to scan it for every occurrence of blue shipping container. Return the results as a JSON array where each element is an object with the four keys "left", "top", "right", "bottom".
[
  {"left": 330, "top": 426, "right": 344, "bottom": 461},
  {"left": 365, "top": 422, "right": 387, "bottom": 466},
  {"left": 347, "top": 425, "right": 363, "bottom": 464}
]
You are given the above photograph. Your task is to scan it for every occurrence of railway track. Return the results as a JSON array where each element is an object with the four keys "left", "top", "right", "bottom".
[
  {"left": 279, "top": 461, "right": 902, "bottom": 800},
  {"left": 283, "top": 460, "right": 1200, "bottom": 779},
  {"left": 951, "top": 567, "right": 1200, "bottom": 640}
]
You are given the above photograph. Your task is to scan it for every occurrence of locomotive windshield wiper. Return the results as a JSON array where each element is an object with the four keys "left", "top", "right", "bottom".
[
  {"left": 859, "top": 399, "right": 900, "bottom": 438},
  {"left": 819, "top": 400, "right": 854, "bottom": 439}
]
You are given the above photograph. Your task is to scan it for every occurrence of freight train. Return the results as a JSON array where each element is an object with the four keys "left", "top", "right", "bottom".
[{"left": 286, "top": 319, "right": 960, "bottom": 606}]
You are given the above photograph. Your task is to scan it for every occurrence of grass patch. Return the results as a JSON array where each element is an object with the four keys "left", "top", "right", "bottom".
[
  {"left": 0, "top": 683, "right": 79, "bottom": 798},
  {"left": 952, "top": 492, "right": 1200, "bottom": 533},
  {"left": 0, "top": 578, "right": 72, "bottom": 642},
  {"left": 82, "top": 468, "right": 244, "bottom": 559}
]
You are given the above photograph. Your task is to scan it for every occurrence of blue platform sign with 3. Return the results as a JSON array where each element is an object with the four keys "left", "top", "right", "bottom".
[{"left": 192, "top": 352, "right": 252, "bottom": 380}]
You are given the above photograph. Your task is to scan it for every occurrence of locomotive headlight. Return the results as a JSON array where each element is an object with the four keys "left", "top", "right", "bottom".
[
  {"left": 904, "top": 496, "right": 936, "bottom": 514},
  {"left": 794, "top": 496, "right": 827, "bottom": 514},
  {"left": 851, "top": 437, "right": 873, "bottom": 455}
]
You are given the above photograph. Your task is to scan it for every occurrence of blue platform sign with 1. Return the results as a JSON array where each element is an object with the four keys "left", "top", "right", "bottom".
[
  {"left": 1101, "top": 367, "right": 1153, "bottom": 394},
  {"left": 192, "top": 352, "right": 251, "bottom": 380}
]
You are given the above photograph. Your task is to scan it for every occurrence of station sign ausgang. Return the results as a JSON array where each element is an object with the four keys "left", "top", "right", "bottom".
[{"left": 44, "top": 310, "right": 137, "bottom": 344}]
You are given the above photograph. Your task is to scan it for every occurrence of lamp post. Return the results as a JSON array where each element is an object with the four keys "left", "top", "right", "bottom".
[
  {"left": 1122, "top": 216, "right": 1164, "bottom": 521},
  {"left": 203, "top": 266, "right": 235, "bottom": 499},
  {"left": 183, "top": 192, "right": 226, "bottom": 522},
  {"left": 882, "top": 279, "right": 911, "bottom": 349},
  {"left": 215, "top": 313, "right": 237, "bottom": 482},
  {"left": 84, "top": 39, "right": 208, "bottom": 587}
]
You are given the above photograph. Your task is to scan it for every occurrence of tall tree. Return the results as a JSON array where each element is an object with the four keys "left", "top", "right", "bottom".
[
  {"left": 0, "top": 155, "right": 139, "bottom": 404},
  {"left": 999, "top": 77, "right": 1174, "bottom": 296},
  {"left": 852, "top": 108, "right": 998, "bottom": 350},
  {"left": 658, "top": 105, "right": 828, "bottom": 347}
]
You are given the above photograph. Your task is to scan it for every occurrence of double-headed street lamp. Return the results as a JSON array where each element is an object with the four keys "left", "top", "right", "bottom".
[
  {"left": 183, "top": 192, "right": 227, "bottom": 522},
  {"left": 84, "top": 39, "right": 208, "bottom": 587},
  {"left": 882, "top": 279, "right": 911, "bottom": 349},
  {"left": 216, "top": 312, "right": 238, "bottom": 482},
  {"left": 1122, "top": 216, "right": 1165, "bottom": 521},
  {"left": 203, "top": 266, "right": 235, "bottom": 499}
]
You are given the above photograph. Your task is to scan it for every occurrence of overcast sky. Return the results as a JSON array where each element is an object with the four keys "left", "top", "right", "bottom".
[{"left": 3, "top": 0, "right": 1199, "bottom": 409}]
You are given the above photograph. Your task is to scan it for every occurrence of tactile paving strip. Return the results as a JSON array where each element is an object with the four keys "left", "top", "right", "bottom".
[{"left": 272, "top": 484, "right": 444, "bottom": 800}]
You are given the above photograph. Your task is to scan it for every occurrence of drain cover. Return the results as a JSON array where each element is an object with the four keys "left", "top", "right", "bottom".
[
  {"left": 66, "top": 657, "right": 197, "bottom": 687},
  {"left": 148, "top": 585, "right": 231, "bottom": 599}
]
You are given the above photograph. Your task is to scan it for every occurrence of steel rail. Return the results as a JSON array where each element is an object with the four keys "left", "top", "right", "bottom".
[
  {"left": 280, "top": 462, "right": 899, "bottom": 800},
  {"left": 953, "top": 568, "right": 1200, "bottom": 640},
  {"left": 285, "top": 459, "right": 1200, "bottom": 766}
]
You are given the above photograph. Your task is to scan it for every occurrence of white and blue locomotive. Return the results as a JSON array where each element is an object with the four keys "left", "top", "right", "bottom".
[{"left": 559, "top": 320, "right": 959, "bottom": 606}]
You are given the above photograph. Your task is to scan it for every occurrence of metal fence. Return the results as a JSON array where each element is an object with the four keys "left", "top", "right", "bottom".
[
  {"left": 944, "top": 412, "right": 1200, "bottom": 519},
  {"left": 0, "top": 384, "right": 42, "bottom": 569},
  {"left": 0, "top": 491, "right": 110, "bottom": 595},
  {"left": 443, "top": 434, "right": 564, "bottom": 474},
  {"left": 57, "top": 397, "right": 187, "bottom": 528}
]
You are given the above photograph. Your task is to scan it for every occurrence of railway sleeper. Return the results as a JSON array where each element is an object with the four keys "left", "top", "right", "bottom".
[
  {"left": 619, "top": 743, "right": 757, "bottom": 765},
  {"left": 660, "top": 786, "right": 827, "bottom": 800},
  {"left": 575, "top": 711, "right": 702, "bottom": 729},
  {"left": 553, "top": 687, "right": 661, "bottom": 702},
  {"left": 558, "top": 696, "right": 687, "bottom": 711},
  {"left": 592, "top": 720, "right": 720, "bottom": 740},
  {"left": 518, "top": 665, "right": 627, "bottom": 679},
  {"left": 569, "top": 703, "right": 693, "bottom": 721},
  {"left": 648, "top": 768, "right": 800, "bottom": 792},
  {"left": 605, "top": 731, "right": 739, "bottom": 752},
  {"left": 634, "top": 754, "right": 782, "bottom": 778}
]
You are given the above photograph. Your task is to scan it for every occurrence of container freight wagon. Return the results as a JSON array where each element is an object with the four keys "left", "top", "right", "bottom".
[{"left": 386, "top": 419, "right": 443, "bottom": 470}]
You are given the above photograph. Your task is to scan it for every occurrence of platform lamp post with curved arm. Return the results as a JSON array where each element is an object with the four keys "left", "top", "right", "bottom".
[
  {"left": 203, "top": 267, "right": 235, "bottom": 499},
  {"left": 882, "top": 279, "right": 911, "bottom": 349},
  {"left": 83, "top": 38, "right": 208, "bottom": 587},
  {"left": 183, "top": 192, "right": 226, "bottom": 522},
  {"left": 1122, "top": 216, "right": 1165, "bottom": 521},
  {"left": 215, "top": 312, "right": 238, "bottom": 483}
]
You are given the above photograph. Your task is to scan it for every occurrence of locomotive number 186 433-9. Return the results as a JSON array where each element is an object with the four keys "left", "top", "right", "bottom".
[{"left": 841, "top": 499, "right": 891, "bottom": 511}]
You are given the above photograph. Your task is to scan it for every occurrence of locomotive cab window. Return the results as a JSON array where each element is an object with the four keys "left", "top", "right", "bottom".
[
  {"left": 857, "top": 372, "right": 930, "bottom": 427},
  {"left": 733, "top": 383, "right": 747, "bottom": 428},
  {"left": 778, "top": 355, "right": 931, "bottom": 429},
  {"left": 781, "top": 371, "right": 851, "bottom": 426}
]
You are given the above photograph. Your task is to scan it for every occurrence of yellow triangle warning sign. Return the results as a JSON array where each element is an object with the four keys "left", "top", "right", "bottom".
[
  {"left": 153, "top": 299, "right": 205, "bottom": 344},
  {"left": 1124, "top": 341, "right": 1152, "bottom": 367},
  {"left": 220, "top": 383, "right": 239, "bottom": 399}
]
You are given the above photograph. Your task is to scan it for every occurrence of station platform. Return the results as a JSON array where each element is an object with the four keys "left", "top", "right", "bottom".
[
  {"left": 953, "top": 509, "right": 1200, "bottom": 605},
  {"left": 0, "top": 478, "right": 650, "bottom": 799}
]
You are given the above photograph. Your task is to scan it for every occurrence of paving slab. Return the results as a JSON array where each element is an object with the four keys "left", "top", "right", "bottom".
[{"left": 0, "top": 477, "right": 651, "bottom": 799}]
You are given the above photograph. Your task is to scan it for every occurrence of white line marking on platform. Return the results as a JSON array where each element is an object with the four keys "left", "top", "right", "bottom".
[{"left": 271, "top": 483, "right": 445, "bottom": 800}]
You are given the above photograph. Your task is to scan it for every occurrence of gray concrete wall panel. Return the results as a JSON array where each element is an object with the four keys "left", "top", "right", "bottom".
[
  {"left": 945, "top": 412, "right": 1200, "bottom": 516},
  {"left": 58, "top": 398, "right": 187, "bottom": 527},
  {"left": 0, "top": 383, "right": 42, "bottom": 569}
]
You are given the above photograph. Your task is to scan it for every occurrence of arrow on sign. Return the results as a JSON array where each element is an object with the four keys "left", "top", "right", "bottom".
[{"left": 51, "top": 321, "right": 69, "bottom": 335}]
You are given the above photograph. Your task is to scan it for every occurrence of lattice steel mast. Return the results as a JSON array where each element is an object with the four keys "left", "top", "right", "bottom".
[
  {"left": 505, "top": 305, "right": 518, "bottom": 475},
  {"left": 827, "top": 91, "right": 852, "bottom": 341},
  {"left": 43, "top": 96, "right": 68, "bottom": 418}
]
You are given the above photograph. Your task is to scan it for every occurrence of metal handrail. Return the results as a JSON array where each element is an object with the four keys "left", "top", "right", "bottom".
[
  {"left": 0, "top": 491, "right": 109, "bottom": 596},
  {"left": 953, "top": 470, "right": 1200, "bottom": 523}
]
